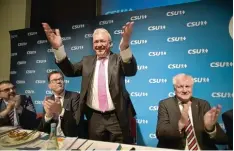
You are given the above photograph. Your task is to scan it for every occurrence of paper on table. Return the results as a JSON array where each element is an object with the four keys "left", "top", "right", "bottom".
[{"left": 88, "top": 141, "right": 120, "bottom": 150}]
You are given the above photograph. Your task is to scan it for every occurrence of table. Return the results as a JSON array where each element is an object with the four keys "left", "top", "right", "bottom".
[{"left": 0, "top": 126, "right": 177, "bottom": 150}]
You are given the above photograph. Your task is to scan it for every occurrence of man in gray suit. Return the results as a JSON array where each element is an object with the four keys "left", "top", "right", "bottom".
[
  {"left": 42, "top": 22, "right": 137, "bottom": 143},
  {"left": 156, "top": 73, "right": 228, "bottom": 150}
]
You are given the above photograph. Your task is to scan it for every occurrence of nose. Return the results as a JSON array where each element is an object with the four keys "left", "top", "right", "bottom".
[
  {"left": 9, "top": 89, "right": 14, "bottom": 93},
  {"left": 182, "top": 87, "right": 187, "bottom": 92}
]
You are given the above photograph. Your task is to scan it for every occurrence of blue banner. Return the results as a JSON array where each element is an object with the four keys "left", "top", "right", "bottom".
[{"left": 10, "top": 0, "right": 232, "bottom": 147}]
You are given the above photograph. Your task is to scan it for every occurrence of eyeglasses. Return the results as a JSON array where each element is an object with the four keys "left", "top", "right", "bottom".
[
  {"left": 50, "top": 78, "right": 64, "bottom": 84},
  {"left": 0, "top": 86, "right": 16, "bottom": 93}
]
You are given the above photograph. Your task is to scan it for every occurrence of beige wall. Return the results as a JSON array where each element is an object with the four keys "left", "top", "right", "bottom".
[{"left": 0, "top": 0, "right": 30, "bottom": 81}]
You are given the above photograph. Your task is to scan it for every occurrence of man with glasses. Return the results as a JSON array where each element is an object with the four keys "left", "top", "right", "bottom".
[
  {"left": 42, "top": 22, "right": 137, "bottom": 143},
  {"left": 0, "top": 80, "right": 37, "bottom": 130},
  {"left": 39, "top": 71, "right": 85, "bottom": 137}
]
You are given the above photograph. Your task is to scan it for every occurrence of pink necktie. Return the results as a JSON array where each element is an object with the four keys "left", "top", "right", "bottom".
[{"left": 98, "top": 58, "right": 108, "bottom": 112}]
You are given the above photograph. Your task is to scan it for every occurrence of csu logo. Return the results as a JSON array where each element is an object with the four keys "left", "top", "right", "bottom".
[
  {"left": 46, "top": 90, "right": 52, "bottom": 95},
  {"left": 105, "top": 8, "right": 133, "bottom": 15},
  {"left": 149, "top": 79, "right": 167, "bottom": 84},
  {"left": 18, "top": 42, "right": 27, "bottom": 46},
  {"left": 36, "top": 60, "right": 46, "bottom": 64},
  {"left": 188, "top": 49, "right": 208, "bottom": 55},
  {"left": 125, "top": 79, "right": 130, "bottom": 84},
  {"left": 46, "top": 69, "right": 57, "bottom": 73},
  {"left": 26, "top": 70, "right": 36, "bottom": 74},
  {"left": 131, "top": 40, "right": 147, "bottom": 45},
  {"left": 149, "top": 133, "right": 156, "bottom": 139},
  {"left": 212, "top": 92, "right": 233, "bottom": 98},
  {"left": 148, "top": 51, "right": 166, "bottom": 56},
  {"left": 11, "top": 35, "right": 18, "bottom": 39},
  {"left": 64, "top": 80, "right": 69, "bottom": 84},
  {"left": 210, "top": 62, "right": 233, "bottom": 68},
  {"left": 72, "top": 24, "right": 85, "bottom": 29},
  {"left": 99, "top": 20, "right": 114, "bottom": 25},
  {"left": 84, "top": 34, "right": 93, "bottom": 38},
  {"left": 130, "top": 15, "right": 147, "bottom": 21},
  {"left": 27, "top": 51, "right": 36, "bottom": 55},
  {"left": 17, "top": 61, "right": 26, "bottom": 65},
  {"left": 131, "top": 92, "right": 148, "bottom": 97},
  {"left": 193, "top": 78, "right": 209, "bottom": 83},
  {"left": 62, "top": 37, "right": 71, "bottom": 41},
  {"left": 10, "top": 71, "right": 17, "bottom": 75},
  {"left": 137, "top": 65, "right": 148, "bottom": 70},
  {"left": 166, "top": 10, "right": 185, "bottom": 16},
  {"left": 47, "top": 49, "right": 53, "bottom": 53},
  {"left": 37, "top": 40, "right": 47, "bottom": 44},
  {"left": 25, "top": 90, "right": 35, "bottom": 94},
  {"left": 168, "top": 92, "right": 175, "bottom": 97},
  {"left": 113, "top": 30, "right": 123, "bottom": 35},
  {"left": 27, "top": 32, "right": 37, "bottom": 36},
  {"left": 34, "top": 100, "right": 42, "bottom": 104},
  {"left": 149, "top": 106, "right": 159, "bottom": 111},
  {"left": 168, "top": 64, "right": 187, "bottom": 69},
  {"left": 11, "top": 53, "right": 17, "bottom": 57},
  {"left": 148, "top": 25, "right": 166, "bottom": 31},
  {"left": 167, "top": 37, "right": 186, "bottom": 42},
  {"left": 136, "top": 119, "right": 148, "bottom": 124},
  {"left": 71, "top": 46, "right": 84, "bottom": 51},
  {"left": 187, "top": 21, "right": 207, "bottom": 27},
  {"left": 16, "top": 80, "right": 25, "bottom": 84},
  {"left": 35, "top": 80, "right": 46, "bottom": 84}
]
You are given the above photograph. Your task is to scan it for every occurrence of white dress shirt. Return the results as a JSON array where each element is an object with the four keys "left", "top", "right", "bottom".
[
  {"left": 4, "top": 100, "right": 19, "bottom": 126},
  {"left": 178, "top": 100, "right": 217, "bottom": 150},
  {"left": 45, "top": 92, "right": 65, "bottom": 136},
  {"left": 52, "top": 44, "right": 133, "bottom": 112}
]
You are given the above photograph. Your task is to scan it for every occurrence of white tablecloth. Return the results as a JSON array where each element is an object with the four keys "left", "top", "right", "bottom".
[{"left": 0, "top": 127, "right": 177, "bottom": 150}]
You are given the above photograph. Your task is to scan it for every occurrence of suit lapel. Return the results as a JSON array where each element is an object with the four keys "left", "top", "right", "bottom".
[
  {"left": 89, "top": 56, "right": 97, "bottom": 77},
  {"left": 172, "top": 97, "right": 182, "bottom": 122},
  {"left": 191, "top": 97, "right": 199, "bottom": 131},
  {"left": 63, "top": 91, "right": 70, "bottom": 110},
  {"left": 108, "top": 52, "right": 116, "bottom": 85}
]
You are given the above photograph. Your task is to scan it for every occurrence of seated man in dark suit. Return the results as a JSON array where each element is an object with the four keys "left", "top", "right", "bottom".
[
  {"left": 39, "top": 71, "right": 85, "bottom": 137},
  {"left": 0, "top": 80, "right": 37, "bottom": 130},
  {"left": 222, "top": 109, "right": 233, "bottom": 149},
  {"left": 156, "top": 73, "right": 228, "bottom": 150}
]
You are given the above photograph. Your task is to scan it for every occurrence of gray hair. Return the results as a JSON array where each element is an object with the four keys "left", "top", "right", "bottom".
[
  {"left": 173, "top": 73, "right": 194, "bottom": 86},
  {"left": 93, "top": 28, "right": 112, "bottom": 42}
]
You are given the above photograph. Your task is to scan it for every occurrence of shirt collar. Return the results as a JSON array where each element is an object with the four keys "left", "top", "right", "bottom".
[
  {"left": 97, "top": 52, "right": 110, "bottom": 60},
  {"left": 53, "top": 91, "right": 65, "bottom": 99}
]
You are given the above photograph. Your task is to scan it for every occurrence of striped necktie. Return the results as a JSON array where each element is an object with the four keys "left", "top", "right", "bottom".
[
  {"left": 8, "top": 109, "right": 14, "bottom": 126},
  {"left": 185, "top": 118, "right": 199, "bottom": 150}
]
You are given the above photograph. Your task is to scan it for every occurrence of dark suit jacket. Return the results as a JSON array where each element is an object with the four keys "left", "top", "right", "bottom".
[
  {"left": 39, "top": 91, "right": 86, "bottom": 138},
  {"left": 56, "top": 52, "right": 137, "bottom": 143},
  {"left": 0, "top": 95, "right": 37, "bottom": 130},
  {"left": 222, "top": 109, "right": 233, "bottom": 149},
  {"left": 156, "top": 96, "right": 228, "bottom": 150}
]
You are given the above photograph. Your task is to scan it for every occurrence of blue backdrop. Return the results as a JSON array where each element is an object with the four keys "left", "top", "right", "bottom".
[
  {"left": 101, "top": 0, "right": 200, "bottom": 15},
  {"left": 9, "top": 0, "right": 233, "bottom": 147}
]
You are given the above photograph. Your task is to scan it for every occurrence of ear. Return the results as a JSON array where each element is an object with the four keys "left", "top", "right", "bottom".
[
  {"left": 109, "top": 41, "right": 113, "bottom": 47},
  {"left": 48, "top": 84, "right": 52, "bottom": 90}
]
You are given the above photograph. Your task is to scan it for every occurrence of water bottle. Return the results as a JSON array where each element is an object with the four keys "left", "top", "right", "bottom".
[{"left": 46, "top": 123, "right": 59, "bottom": 150}]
